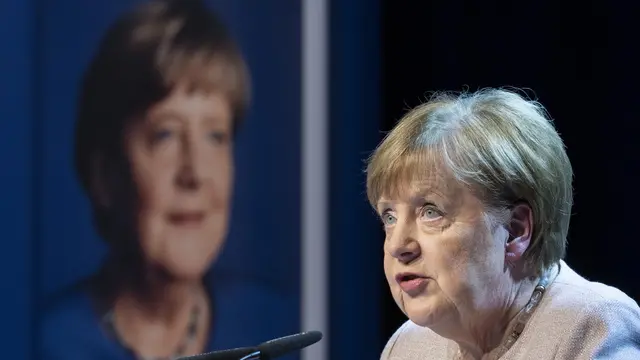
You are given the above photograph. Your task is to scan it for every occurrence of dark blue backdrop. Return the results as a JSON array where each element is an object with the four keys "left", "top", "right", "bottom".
[
  {"left": 0, "top": 0, "right": 36, "bottom": 356},
  {"left": 329, "top": 0, "right": 382, "bottom": 358}
]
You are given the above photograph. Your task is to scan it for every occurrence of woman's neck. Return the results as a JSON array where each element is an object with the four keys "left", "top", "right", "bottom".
[
  {"left": 454, "top": 265, "right": 559, "bottom": 359},
  {"left": 459, "top": 279, "right": 536, "bottom": 358},
  {"left": 128, "top": 280, "right": 201, "bottom": 321},
  {"left": 112, "top": 279, "right": 208, "bottom": 357}
]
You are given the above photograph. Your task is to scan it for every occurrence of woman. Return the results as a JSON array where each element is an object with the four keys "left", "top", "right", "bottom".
[
  {"left": 40, "top": 1, "right": 295, "bottom": 359},
  {"left": 367, "top": 89, "right": 640, "bottom": 359}
]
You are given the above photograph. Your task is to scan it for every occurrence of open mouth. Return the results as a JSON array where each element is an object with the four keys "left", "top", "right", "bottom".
[
  {"left": 396, "top": 272, "right": 429, "bottom": 294},
  {"left": 396, "top": 273, "right": 425, "bottom": 283}
]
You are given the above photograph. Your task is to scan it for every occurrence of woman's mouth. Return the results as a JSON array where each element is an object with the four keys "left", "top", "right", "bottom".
[
  {"left": 167, "top": 211, "right": 205, "bottom": 227},
  {"left": 395, "top": 272, "right": 429, "bottom": 296}
]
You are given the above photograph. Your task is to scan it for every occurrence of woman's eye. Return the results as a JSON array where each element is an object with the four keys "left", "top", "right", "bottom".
[
  {"left": 381, "top": 212, "right": 397, "bottom": 226},
  {"left": 151, "top": 129, "right": 172, "bottom": 143},
  {"left": 420, "top": 206, "right": 442, "bottom": 220},
  {"left": 209, "top": 131, "right": 230, "bottom": 145}
]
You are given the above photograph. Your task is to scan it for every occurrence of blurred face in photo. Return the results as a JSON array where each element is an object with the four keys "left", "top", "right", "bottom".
[{"left": 126, "top": 83, "right": 234, "bottom": 280}]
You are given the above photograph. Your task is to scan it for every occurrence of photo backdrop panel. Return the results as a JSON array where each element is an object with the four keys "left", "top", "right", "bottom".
[{"left": 37, "top": 0, "right": 302, "bottom": 358}]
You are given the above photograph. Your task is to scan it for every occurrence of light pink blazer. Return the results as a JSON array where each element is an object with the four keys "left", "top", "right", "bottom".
[{"left": 381, "top": 261, "right": 640, "bottom": 359}]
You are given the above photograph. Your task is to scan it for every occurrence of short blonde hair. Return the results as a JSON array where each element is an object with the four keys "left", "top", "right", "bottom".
[{"left": 366, "top": 88, "right": 573, "bottom": 274}]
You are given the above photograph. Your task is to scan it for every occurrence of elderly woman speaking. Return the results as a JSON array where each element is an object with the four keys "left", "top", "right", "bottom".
[{"left": 367, "top": 89, "right": 640, "bottom": 360}]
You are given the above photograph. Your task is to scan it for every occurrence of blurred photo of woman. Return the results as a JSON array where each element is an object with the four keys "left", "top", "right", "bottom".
[{"left": 39, "top": 1, "right": 294, "bottom": 359}]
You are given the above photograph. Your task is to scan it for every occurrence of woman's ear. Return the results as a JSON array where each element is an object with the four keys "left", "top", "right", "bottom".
[{"left": 505, "top": 202, "right": 533, "bottom": 262}]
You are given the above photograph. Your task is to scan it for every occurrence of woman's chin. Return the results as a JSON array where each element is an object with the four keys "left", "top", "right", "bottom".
[
  {"left": 160, "top": 256, "right": 214, "bottom": 282},
  {"left": 404, "top": 299, "right": 449, "bottom": 328},
  {"left": 406, "top": 311, "right": 438, "bottom": 328},
  {"left": 151, "top": 245, "right": 221, "bottom": 280}
]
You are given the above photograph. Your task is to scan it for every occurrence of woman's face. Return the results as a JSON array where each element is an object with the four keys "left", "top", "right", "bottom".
[
  {"left": 378, "top": 169, "right": 513, "bottom": 331},
  {"left": 126, "top": 84, "right": 233, "bottom": 280}
]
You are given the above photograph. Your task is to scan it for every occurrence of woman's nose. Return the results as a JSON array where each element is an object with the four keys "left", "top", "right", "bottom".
[
  {"left": 385, "top": 223, "right": 421, "bottom": 264},
  {"left": 175, "top": 136, "right": 203, "bottom": 190},
  {"left": 175, "top": 162, "right": 201, "bottom": 190}
]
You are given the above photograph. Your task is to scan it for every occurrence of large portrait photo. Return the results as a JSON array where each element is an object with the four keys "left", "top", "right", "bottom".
[{"left": 37, "top": 1, "right": 304, "bottom": 359}]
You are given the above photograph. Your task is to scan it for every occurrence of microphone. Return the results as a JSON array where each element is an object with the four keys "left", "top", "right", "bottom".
[
  {"left": 178, "top": 347, "right": 256, "bottom": 360},
  {"left": 253, "top": 331, "right": 323, "bottom": 359},
  {"left": 178, "top": 331, "right": 323, "bottom": 360}
]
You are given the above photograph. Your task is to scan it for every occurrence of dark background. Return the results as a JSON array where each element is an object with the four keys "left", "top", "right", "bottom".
[
  {"left": 380, "top": 0, "right": 640, "bottom": 344},
  {"left": 1, "top": 0, "right": 638, "bottom": 358}
]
